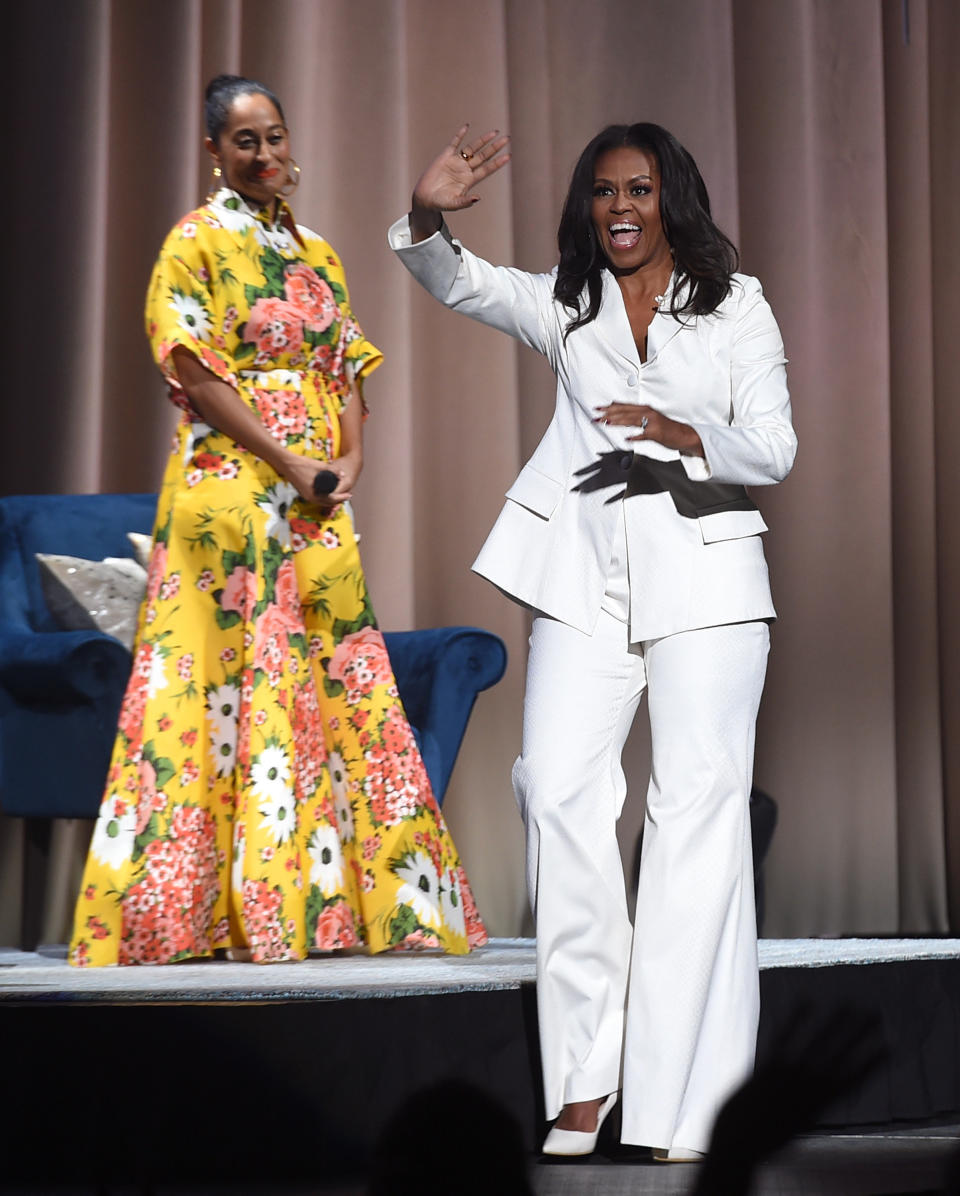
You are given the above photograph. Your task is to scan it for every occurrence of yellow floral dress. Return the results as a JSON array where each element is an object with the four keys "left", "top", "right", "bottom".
[{"left": 70, "top": 187, "right": 486, "bottom": 965}]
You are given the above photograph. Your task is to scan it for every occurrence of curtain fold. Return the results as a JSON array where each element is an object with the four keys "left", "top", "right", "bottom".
[
  {"left": 926, "top": 0, "right": 960, "bottom": 929},
  {"left": 4, "top": 0, "right": 959, "bottom": 944},
  {"left": 883, "top": 0, "right": 948, "bottom": 933}
]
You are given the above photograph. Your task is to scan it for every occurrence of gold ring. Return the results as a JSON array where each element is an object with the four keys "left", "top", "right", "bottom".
[{"left": 459, "top": 149, "right": 472, "bottom": 162}]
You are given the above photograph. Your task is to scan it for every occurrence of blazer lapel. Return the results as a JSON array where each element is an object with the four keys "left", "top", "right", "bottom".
[
  {"left": 594, "top": 271, "right": 641, "bottom": 368},
  {"left": 593, "top": 269, "right": 693, "bottom": 367},
  {"left": 648, "top": 272, "right": 695, "bottom": 360}
]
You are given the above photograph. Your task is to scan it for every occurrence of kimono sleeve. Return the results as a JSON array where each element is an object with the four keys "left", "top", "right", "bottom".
[
  {"left": 144, "top": 223, "right": 238, "bottom": 415},
  {"left": 341, "top": 294, "right": 383, "bottom": 402}
]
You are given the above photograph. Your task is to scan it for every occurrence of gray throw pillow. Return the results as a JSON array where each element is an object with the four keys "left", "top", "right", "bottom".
[{"left": 36, "top": 553, "right": 148, "bottom": 652}]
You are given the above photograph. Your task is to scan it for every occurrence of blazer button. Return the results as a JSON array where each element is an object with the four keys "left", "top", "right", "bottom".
[
  {"left": 626, "top": 374, "right": 638, "bottom": 387},
  {"left": 620, "top": 452, "right": 633, "bottom": 472}
]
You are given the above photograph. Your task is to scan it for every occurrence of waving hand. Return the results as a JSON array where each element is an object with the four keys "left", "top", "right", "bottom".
[{"left": 410, "top": 125, "right": 511, "bottom": 241}]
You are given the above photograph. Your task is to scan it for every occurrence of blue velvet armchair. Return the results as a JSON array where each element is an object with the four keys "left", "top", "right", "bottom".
[{"left": 0, "top": 493, "right": 507, "bottom": 948}]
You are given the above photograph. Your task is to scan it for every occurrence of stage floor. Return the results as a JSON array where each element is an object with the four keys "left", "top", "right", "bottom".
[
  {"left": 2, "top": 936, "right": 960, "bottom": 1004},
  {"left": 3, "top": 937, "right": 960, "bottom": 1187}
]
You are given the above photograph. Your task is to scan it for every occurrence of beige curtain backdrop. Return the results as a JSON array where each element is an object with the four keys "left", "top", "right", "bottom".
[{"left": 5, "top": 0, "right": 959, "bottom": 945}]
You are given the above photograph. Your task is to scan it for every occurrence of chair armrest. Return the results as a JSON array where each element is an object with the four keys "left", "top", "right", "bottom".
[
  {"left": 0, "top": 625, "right": 133, "bottom": 702},
  {"left": 384, "top": 626, "right": 507, "bottom": 804}
]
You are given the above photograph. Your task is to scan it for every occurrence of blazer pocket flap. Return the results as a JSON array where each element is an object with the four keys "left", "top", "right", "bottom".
[
  {"left": 505, "top": 467, "right": 564, "bottom": 519},
  {"left": 698, "top": 507, "right": 769, "bottom": 544}
]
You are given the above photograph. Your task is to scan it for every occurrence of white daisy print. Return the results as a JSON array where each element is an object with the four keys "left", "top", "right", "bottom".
[
  {"left": 147, "top": 648, "right": 168, "bottom": 699},
  {"left": 258, "top": 787, "right": 296, "bottom": 846},
  {"left": 252, "top": 744, "right": 291, "bottom": 798},
  {"left": 307, "top": 825, "right": 345, "bottom": 895},
  {"left": 440, "top": 870, "right": 466, "bottom": 939},
  {"left": 334, "top": 787, "right": 355, "bottom": 844},
  {"left": 231, "top": 823, "right": 246, "bottom": 894},
  {"left": 90, "top": 794, "right": 138, "bottom": 871},
  {"left": 206, "top": 682, "right": 241, "bottom": 735},
  {"left": 394, "top": 850, "right": 443, "bottom": 928},
  {"left": 169, "top": 291, "right": 212, "bottom": 342},
  {"left": 327, "top": 751, "right": 355, "bottom": 842},
  {"left": 208, "top": 721, "right": 237, "bottom": 778},
  {"left": 182, "top": 421, "right": 213, "bottom": 465},
  {"left": 256, "top": 481, "right": 299, "bottom": 548}
]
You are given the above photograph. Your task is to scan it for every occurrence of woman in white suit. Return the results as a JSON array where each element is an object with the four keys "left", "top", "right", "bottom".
[{"left": 389, "top": 122, "right": 796, "bottom": 1161}]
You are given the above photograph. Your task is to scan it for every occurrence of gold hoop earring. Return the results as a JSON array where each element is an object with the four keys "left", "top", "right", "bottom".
[
  {"left": 278, "top": 159, "right": 301, "bottom": 198},
  {"left": 206, "top": 164, "right": 223, "bottom": 202}
]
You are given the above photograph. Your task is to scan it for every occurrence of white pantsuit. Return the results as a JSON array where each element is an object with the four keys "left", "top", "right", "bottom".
[
  {"left": 389, "top": 214, "right": 796, "bottom": 1152},
  {"left": 519, "top": 512, "right": 768, "bottom": 1150}
]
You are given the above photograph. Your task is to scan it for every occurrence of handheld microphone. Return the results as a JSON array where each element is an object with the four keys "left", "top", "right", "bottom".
[{"left": 313, "top": 469, "right": 339, "bottom": 497}]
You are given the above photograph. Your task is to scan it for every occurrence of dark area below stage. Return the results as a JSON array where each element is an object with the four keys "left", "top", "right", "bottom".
[{"left": 2, "top": 955, "right": 960, "bottom": 1188}]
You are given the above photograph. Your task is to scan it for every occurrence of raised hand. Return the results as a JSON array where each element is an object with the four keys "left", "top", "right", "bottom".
[{"left": 410, "top": 125, "right": 511, "bottom": 241}]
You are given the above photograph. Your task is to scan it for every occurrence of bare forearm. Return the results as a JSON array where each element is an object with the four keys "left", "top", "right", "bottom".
[
  {"left": 171, "top": 348, "right": 291, "bottom": 472},
  {"left": 409, "top": 198, "right": 442, "bottom": 244},
  {"left": 338, "top": 381, "right": 365, "bottom": 464},
  {"left": 189, "top": 381, "right": 293, "bottom": 472},
  {"left": 170, "top": 347, "right": 326, "bottom": 502}
]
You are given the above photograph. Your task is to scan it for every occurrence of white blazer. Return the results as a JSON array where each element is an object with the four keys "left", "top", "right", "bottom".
[{"left": 389, "top": 217, "right": 797, "bottom": 641}]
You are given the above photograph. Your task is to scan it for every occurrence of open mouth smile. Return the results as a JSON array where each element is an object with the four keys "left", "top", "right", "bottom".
[{"left": 608, "top": 222, "right": 642, "bottom": 249}]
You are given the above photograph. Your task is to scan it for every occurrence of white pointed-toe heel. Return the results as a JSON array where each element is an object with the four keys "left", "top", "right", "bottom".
[
  {"left": 652, "top": 1145, "right": 705, "bottom": 1162},
  {"left": 541, "top": 1091, "right": 619, "bottom": 1157}
]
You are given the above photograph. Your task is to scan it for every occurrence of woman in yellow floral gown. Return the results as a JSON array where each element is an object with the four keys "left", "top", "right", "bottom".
[{"left": 70, "top": 75, "right": 486, "bottom": 965}]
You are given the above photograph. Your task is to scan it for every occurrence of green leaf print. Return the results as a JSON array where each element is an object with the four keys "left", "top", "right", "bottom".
[
  {"left": 255, "top": 539, "right": 286, "bottom": 612},
  {"left": 323, "top": 674, "right": 346, "bottom": 699},
  {"left": 287, "top": 632, "right": 309, "bottom": 657},
  {"left": 303, "top": 325, "right": 337, "bottom": 350},
  {"left": 304, "top": 575, "right": 337, "bottom": 617},
  {"left": 305, "top": 885, "right": 325, "bottom": 943},
  {"left": 214, "top": 605, "right": 242, "bottom": 630},
  {"left": 387, "top": 904, "right": 419, "bottom": 946},
  {"left": 330, "top": 586, "right": 378, "bottom": 644},
  {"left": 151, "top": 756, "right": 176, "bottom": 790},
  {"left": 183, "top": 507, "right": 224, "bottom": 553},
  {"left": 131, "top": 812, "right": 160, "bottom": 864},
  {"left": 154, "top": 505, "right": 173, "bottom": 547},
  {"left": 221, "top": 531, "right": 255, "bottom": 578},
  {"left": 259, "top": 247, "right": 288, "bottom": 296},
  {"left": 233, "top": 340, "right": 256, "bottom": 361}
]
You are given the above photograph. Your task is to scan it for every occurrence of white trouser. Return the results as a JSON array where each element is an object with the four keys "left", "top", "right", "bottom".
[{"left": 513, "top": 520, "right": 769, "bottom": 1152}]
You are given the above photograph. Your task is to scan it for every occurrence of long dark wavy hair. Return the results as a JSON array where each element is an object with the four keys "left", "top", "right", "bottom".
[{"left": 554, "top": 123, "right": 738, "bottom": 337}]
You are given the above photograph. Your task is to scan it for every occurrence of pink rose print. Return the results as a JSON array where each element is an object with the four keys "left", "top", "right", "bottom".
[
  {"left": 274, "top": 558, "right": 301, "bottom": 619},
  {"left": 135, "top": 759, "right": 158, "bottom": 833},
  {"left": 314, "top": 901, "right": 358, "bottom": 951},
  {"left": 145, "top": 543, "right": 168, "bottom": 603},
  {"left": 327, "top": 627, "right": 393, "bottom": 697},
  {"left": 283, "top": 263, "right": 338, "bottom": 333},
  {"left": 253, "top": 602, "right": 304, "bottom": 686},
  {"left": 253, "top": 389, "right": 309, "bottom": 443},
  {"left": 221, "top": 566, "right": 258, "bottom": 622},
  {"left": 117, "top": 641, "right": 155, "bottom": 757},
  {"left": 244, "top": 297, "right": 304, "bottom": 357}
]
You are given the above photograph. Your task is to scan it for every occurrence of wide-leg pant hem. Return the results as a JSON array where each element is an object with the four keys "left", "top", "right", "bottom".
[{"left": 519, "top": 609, "right": 768, "bottom": 1146}]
